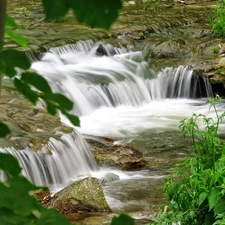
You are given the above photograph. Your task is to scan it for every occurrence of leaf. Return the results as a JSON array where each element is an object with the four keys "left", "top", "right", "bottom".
[
  {"left": 0, "top": 122, "right": 10, "bottom": 137},
  {"left": 214, "top": 199, "right": 225, "bottom": 215},
  {"left": 0, "top": 176, "right": 42, "bottom": 216},
  {"left": 0, "top": 208, "right": 35, "bottom": 225},
  {"left": 14, "top": 78, "right": 39, "bottom": 104},
  {"left": 5, "top": 14, "right": 19, "bottom": 28},
  {"left": 45, "top": 100, "right": 57, "bottom": 115},
  {"left": 70, "top": 0, "right": 122, "bottom": 29},
  {"left": 21, "top": 72, "right": 52, "bottom": 94},
  {"left": 37, "top": 208, "right": 71, "bottom": 225},
  {"left": 5, "top": 28, "right": 27, "bottom": 47},
  {"left": 0, "top": 50, "right": 30, "bottom": 77},
  {"left": 41, "top": 0, "right": 69, "bottom": 20},
  {"left": 199, "top": 192, "right": 208, "bottom": 206},
  {"left": 62, "top": 110, "right": 80, "bottom": 127},
  {"left": 0, "top": 153, "right": 21, "bottom": 176},
  {"left": 208, "top": 188, "right": 220, "bottom": 211},
  {"left": 110, "top": 214, "right": 134, "bottom": 225},
  {"left": 44, "top": 93, "right": 73, "bottom": 111},
  {"left": 41, "top": 0, "right": 122, "bottom": 30}
]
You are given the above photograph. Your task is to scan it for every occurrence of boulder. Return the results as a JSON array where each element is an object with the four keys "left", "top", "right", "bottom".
[{"left": 49, "top": 177, "right": 111, "bottom": 214}]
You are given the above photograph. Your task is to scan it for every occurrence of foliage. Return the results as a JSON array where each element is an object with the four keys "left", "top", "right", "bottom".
[
  {"left": 211, "top": 0, "right": 225, "bottom": 37},
  {"left": 41, "top": 0, "right": 122, "bottom": 30},
  {"left": 152, "top": 95, "right": 225, "bottom": 225}
]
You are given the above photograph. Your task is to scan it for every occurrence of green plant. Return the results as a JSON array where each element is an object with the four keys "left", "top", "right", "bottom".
[
  {"left": 211, "top": 0, "right": 225, "bottom": 37},
  {"left": 153, "top": 95, "right": 225, "bottom": 225},
  {"left": 212, "top": 45, "right": 220, "bottom": 54}
]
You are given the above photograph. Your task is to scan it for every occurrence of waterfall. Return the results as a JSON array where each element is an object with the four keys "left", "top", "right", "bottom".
[
  {"left": 0, "top": 131, "right": 97, "bottom": 193},
  {"left": 31, "top": 40, "right": 213, "bottom": 117},
  {"left": 1, "top": 40, "right": 219, "bottom": 192}
]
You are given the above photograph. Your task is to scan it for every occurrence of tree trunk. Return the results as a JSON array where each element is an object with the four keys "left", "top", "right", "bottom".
[{"left": 0, "top": 0, "right": 7, "bottom": 93}]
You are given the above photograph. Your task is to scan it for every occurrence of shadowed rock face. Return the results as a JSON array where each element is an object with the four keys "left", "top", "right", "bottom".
[{"left": 48, "top": 177, "right": 112, "bottom": 214}]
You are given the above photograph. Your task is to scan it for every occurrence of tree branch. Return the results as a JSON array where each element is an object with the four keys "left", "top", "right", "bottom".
[{"left": 0, "top": 0, "right": 6, "bottom": 94}]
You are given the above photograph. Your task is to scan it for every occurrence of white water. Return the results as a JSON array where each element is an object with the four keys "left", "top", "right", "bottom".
[
  {"left": 1, "top": 40, "right": 225, "bottom": 211},
  {"left": 31, "top": 40, "right": 224, "bottom": 138},
  {"left": 0, "top": 131, "right": 97, "bottom": 193}
]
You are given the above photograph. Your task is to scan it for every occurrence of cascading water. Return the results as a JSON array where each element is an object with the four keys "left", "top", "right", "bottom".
[
  {"left": 31, "top": 40, "right": 224, "bottom": 138},
  {"left": 2, "top": 40, "right": 225, "bottom": 214},
  {"left": 0, "top": 131, "right": 97, "bottom": 193}
]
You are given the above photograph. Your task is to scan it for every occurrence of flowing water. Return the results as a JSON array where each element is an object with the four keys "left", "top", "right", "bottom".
[{"left": 1, "top": 40, "right": 225, "bottom": 220}]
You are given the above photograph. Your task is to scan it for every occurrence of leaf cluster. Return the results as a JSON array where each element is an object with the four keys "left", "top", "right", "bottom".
[
  {"left": 211, "top": 0, "right": 225, "bottom": 38},
  {"left": 153, "top": 95, "right": 225, "bottom": 225}
]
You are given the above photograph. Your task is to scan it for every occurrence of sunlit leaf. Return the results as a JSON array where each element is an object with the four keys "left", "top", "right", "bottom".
[
  {"left": 214, "top": 198, "right": 225, "bottom": 214},
  {"left": 0, "top": 122, "right": 10, "bottom": 137},
  {"left": 21, "top": 72, "right": 52, "bottom": 94},
  {"left": 0, "top": 153, "right": 21, "bottom": 176},
  {"left": 199, "top": 192, "right": 208, "bottom": 206},
  {"left": 110, "top": 214, "right": 134, "bottom": 225},
  {"left": 5, "top": 14, "right": 19, "bottom": 28},
  {"left": 14, "top": 78, "right": 39, "bottom": 104},
  {"left": 208, "top": 188, "right": 220, "bottom": 210},
  {"left": 5, "top": 28, "right": 27, "bottom": 47}
]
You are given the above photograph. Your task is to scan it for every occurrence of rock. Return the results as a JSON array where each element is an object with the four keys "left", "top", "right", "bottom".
[
  {"left": 99, "top": 172, "right": 120, "bottom": 186},
  {"left": 87, "top": 138, "right": 153, "bottom": 170},
  {"left": 49, "top": 177, "right": 111, "bottom": 214}
]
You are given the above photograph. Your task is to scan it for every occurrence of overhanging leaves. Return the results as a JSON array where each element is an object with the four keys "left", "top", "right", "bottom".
[
  {"left": 21, "top": 72, "right": 52, "bottom": 94},
  {"left": 14, "top": 78, "right": 39, "bottom": 104},
  {"left": 0, "top": 50, "right": 31, "bottom": 77},
  {"left": 41, "top": 0, "right": 122, "bottom": 29},
  {"left": 110, "top": 214, "right": 134, "bottom": 225},
  {"left": 5, "top": 28, "right": 27, "bottom": 47},
  {"left": 70, "top": 0, "right": 122, "bottom": 29},
  {"left": 0, "top": 153, "right": 21, "bottom": 176},
  {"left": 0, "top": 122, "right": 10, "bottom": 137}
]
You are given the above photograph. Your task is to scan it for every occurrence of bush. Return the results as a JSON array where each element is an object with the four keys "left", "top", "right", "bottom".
[
  {"left": 211, "top": 0, "right": 225, "bottom": 37},
  {"left": 153, "top": 95, "right": 225, "bottom": 225}
]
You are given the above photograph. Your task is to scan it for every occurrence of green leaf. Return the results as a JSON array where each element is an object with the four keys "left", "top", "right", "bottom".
[
  {"left": 208, "top": 188, "right": 220, "bottom": 211},
  {"left": 70, "top": 0, "right": 122, "bottom": 29},
  {"left": 5, "top": 28, "right": 27, "bottom": 47},
  {"left": 14, "top": 78, "right": 39, "bottom": 104},
  {"left": 199, "top": 192, "right": 208, "bottom": 206},
  {"left": 45, "top": 100, "right": 57, "bottom": 115},
  {"left": 21, "top": 72, "right": 52, "bottom": 94},
  {"left": 110, "top": 214, "right": 134, "bottom": 225},
  {"left": 0, "top": 122, "right": 10, "bottom": 137},
  {"left": 37, "top": 208, "right": 71, "bottom": 225},
  {"left": 0, "top": 50, "right": 30, "bottom": 77},
  {"left": 41, "top": 0, "right": 69, "bottom": 20},
  {"left": 0, "top": 208, "right": 35, "bottom": 225},
  {"left": 44, "top": 93, "right": 73, "bottom": 111},
  {"left": 41, "top": 0, "right": 122, "bottom": 30},
  {"left": 62, "top": 110, "right": 80, "bottom": 127},
  {"left": 5, "top": 14, "right": 19, "bottom": 28},
  {"left": 0, "top": 176, "right": 42, "bottom": 216},
  {"left": 0, "top": 153, "right": 21, "bottom": 176},
  {"left": 214, "top": 199, "right": 225, "bottom": 215}
]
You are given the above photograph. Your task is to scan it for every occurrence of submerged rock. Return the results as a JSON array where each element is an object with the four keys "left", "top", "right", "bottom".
[{"left": 49, "top": 177, "right": 111, "bottom": 214}]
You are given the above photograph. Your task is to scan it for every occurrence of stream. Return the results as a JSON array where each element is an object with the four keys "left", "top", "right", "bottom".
[{"left": 3, "top": 0, "right": 225, "bottom": 224}]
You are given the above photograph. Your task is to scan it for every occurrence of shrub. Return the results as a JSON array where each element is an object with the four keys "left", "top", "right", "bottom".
[{"left": 153, "top": 95, "right": 225, "bottom": 225}]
